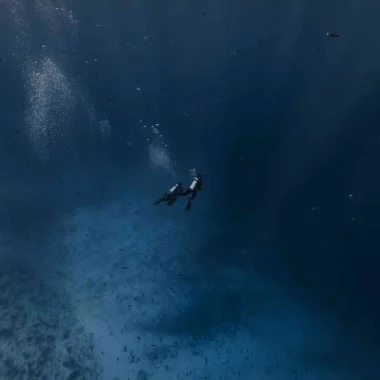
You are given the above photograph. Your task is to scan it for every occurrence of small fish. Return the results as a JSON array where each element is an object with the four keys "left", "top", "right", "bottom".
[
  {"left": 136, "top": 87, "right": 142, "bottom": 91},
  {"left": 327, "top": 32, "right": 340, "bottom": 38}
]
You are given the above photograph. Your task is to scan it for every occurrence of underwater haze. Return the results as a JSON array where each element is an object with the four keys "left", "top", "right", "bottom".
[{"left": 0, "top": 0, "right": 379, "bottom": 379}]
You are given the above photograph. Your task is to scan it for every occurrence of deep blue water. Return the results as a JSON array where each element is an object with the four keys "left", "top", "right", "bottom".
[{"left": 0, "top": 1, "right": 379, "bottom": 379}]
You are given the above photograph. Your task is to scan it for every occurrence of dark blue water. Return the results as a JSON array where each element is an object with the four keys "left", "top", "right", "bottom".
[{"left": 0, "top": 1, "right": 379, "bottom": 379}]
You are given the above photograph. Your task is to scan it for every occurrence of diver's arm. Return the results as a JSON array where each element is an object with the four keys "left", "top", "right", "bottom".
[{"left": 180, "top": 189, "right": 191, "bottom": 196}]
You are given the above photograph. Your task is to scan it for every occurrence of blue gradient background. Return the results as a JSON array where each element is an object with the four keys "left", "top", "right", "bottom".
[{"left": 0, "top": 0, "right": 379, "bottom": 379}]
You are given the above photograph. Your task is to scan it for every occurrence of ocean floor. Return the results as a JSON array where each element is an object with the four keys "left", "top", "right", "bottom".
[{"left": 0, "top": 186, "right": 378, "bottom": 380}]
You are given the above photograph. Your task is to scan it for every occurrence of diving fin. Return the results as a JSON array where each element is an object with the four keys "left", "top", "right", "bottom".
[{"left": 185, "top": 198, "right": 192, "bottom": 211}]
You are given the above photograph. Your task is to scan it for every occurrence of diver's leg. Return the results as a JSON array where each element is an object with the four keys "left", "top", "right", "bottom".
[
  {"left": 167, "top": 196, "right": 176, "bottom": 206},
  {"left": 153, "top": 193, "right": 167, "bottom": 206},
  {"left": 185, "top": 191, "right": 197, "bottom": 211}
]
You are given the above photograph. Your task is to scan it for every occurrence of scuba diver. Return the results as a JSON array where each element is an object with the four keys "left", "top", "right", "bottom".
[
  {"left": 153, "top": 183, "right": 184, "bottom": 206},
  {"left": 327, "top": 32, "right": 340, "bottom": 38},
  {"left": 181, "top": 174, "right": 203, "bottom": 211}
]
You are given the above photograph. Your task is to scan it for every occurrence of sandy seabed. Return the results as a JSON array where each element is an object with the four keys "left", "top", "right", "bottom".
[{"left": 0, "top": 188, "right": 377, "bottom": 380}]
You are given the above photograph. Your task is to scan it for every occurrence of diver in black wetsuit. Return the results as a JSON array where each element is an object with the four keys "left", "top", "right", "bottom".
[
  {"left": 153, "top": 183, "right": 184, "bottom": 206},
  {"left": 181, "top": 174, "right": 203, "bottom": 211}
]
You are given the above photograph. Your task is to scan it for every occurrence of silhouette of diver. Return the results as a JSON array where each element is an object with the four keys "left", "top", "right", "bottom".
[
  {"left": 153, "top": 183, "right": 184, "bottom": 206},
  {"left": 180, "top": 174, "right": 203, "bottom": 211}
]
